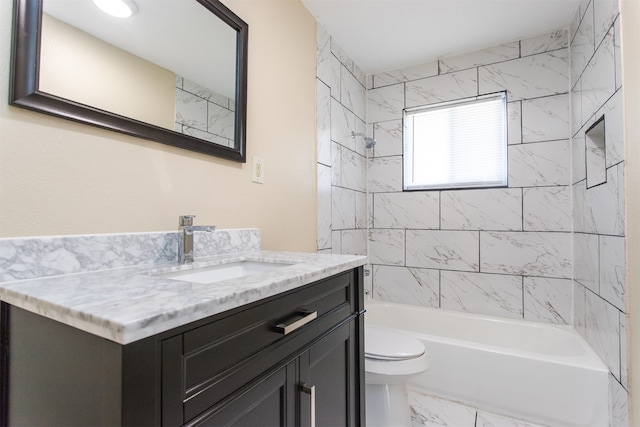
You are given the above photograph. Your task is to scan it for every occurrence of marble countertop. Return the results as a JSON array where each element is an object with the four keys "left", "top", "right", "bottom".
[{"left": 0, "top": 251, "right": 366, "bottom": 344}]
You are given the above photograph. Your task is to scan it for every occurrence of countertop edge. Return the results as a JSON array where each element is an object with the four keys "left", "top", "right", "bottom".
[{"left": 0, "top": 252, "right": 367, "bottom": 345}]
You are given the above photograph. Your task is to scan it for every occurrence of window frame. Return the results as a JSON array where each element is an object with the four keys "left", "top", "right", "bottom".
[{"left": 402, "top": 91, "right": 508, "bottom": 192}]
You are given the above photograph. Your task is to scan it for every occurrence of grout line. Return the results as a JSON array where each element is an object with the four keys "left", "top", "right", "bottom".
[
  {"left": 519, "top": 39, "right": 522, "bottom": 58},
  {"left": 438, "top": 269, "right": 442, "bottom": 308},
  {"left": 521, "top": 187, "right": 525, "bottom": 231}
]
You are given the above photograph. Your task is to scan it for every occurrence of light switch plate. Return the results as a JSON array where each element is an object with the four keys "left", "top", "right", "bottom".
[{"left": 252, "top": 157, "right": 264, "bottom": 184}]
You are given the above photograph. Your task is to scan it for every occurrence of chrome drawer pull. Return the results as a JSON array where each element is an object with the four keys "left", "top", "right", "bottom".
[
  {"left": 301, "top": 383, "right": 316, "bottom": 427},
  {"left": 275, "top": 310, "right": 317, "bottom": 335}
]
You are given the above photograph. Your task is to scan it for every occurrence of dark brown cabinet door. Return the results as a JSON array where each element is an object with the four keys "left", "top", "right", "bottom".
[
  {"left": 188, "top": 362, "right": 297, "bottom": 427},
  {"left": 298, "top": 321, "right": 361, "bottom": 427}
]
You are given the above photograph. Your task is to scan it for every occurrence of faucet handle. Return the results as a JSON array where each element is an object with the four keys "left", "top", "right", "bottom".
[{"left": 179, "top": 215, "right": 195, "bottom": 226}]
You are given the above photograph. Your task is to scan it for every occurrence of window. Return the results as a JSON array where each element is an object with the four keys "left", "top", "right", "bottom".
[{"left": 403, "top": 92, "right": 507, "bottom": 191}]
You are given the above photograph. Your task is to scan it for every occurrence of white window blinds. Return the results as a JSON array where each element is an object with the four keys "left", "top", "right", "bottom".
[{"left": 403, "top": 92, "right": 507, "bottom": 191}]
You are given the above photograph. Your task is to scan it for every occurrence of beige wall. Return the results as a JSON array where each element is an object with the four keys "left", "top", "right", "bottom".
[
  {"left": 40, "top": 14, "right": 176, "bottom": 129},
  {"left": 622, "top": 0, "right": 640, "bottom": 421},
  {"left": 0, "top": 0, "right": 318, "bottom": 252}
]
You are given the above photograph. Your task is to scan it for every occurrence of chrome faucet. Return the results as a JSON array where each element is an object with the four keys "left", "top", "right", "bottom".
[{"left": 178, "top": 215, "right": 216, "bottom": 264}]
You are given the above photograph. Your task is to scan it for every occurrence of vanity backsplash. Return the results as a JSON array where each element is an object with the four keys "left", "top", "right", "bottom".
[{"left": 0, "top": 228, "right": 261, "bottom": 282}]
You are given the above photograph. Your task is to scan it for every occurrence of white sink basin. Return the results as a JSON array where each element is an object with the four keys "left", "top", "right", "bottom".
[{"left": 153, "top": 261, "right": 291, "bottom": 284}]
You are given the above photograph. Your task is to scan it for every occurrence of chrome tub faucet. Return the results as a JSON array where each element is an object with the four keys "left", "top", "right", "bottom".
[{"left": 178, "top": 215, "right": 216, "bottom": 263}]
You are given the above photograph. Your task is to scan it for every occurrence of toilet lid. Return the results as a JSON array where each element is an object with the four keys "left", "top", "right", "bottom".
[{"left": 365, "top": 324, "right": 425, "bottom": 361}]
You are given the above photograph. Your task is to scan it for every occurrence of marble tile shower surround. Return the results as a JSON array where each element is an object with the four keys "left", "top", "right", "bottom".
[
  {"left": 316, "top": 2, "right": 627, "bottom": 424},
  {"left": 316, "top": 24, "right": 370, "bottom": 294},
  {"left": 0, "top": 229, "right": 261, "bottom": 283},
  {"left": 570, "top": 0, "right": 627, "bottom": 422},
  {"left": 175, "top": 76, "right": 235, "bottom": 147},
  {"left": 366, "top": 28, "right": 573, "bottom": 325}
]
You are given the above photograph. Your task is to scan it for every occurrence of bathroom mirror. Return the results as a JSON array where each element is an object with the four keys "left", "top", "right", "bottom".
[{"left": 10, "top": 0, "right": 248, "bottom": 162}]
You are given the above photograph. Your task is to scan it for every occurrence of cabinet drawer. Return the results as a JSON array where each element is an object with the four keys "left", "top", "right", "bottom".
[{"left": 162, "top": 270, "right": 358, "bottom": 425}]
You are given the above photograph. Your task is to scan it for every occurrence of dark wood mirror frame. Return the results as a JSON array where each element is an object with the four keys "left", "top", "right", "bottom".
[{"left": 9, "top": 0, "right": 248, "bottom": 162}]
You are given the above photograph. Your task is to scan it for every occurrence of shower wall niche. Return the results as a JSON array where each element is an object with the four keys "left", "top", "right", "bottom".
[{"left": 585, "top": 116, "right": 607, "bottom": 188}]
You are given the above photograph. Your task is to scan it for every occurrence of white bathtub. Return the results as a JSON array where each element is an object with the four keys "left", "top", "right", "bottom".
[{"left": 365, "top": 301, "right": 609, "bottom": 427}]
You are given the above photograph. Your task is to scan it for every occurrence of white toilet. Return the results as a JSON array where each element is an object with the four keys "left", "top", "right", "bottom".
[{"left": 365, "top": 324, "right": 429, "bottom": 427}]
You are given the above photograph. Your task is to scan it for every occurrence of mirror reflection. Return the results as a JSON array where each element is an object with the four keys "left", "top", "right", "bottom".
[{"left": 41, "top": 0, "right": 238, "bottom": 149}]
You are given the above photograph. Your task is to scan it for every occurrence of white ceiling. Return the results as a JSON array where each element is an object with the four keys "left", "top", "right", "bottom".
[{"left": 300, "top": 0, "right": 581, "bottom": 75}]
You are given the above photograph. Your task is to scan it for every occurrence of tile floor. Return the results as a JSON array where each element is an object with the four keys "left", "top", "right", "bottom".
[{"left": 409, "top": 388, "right": 548, "bottom": 427}]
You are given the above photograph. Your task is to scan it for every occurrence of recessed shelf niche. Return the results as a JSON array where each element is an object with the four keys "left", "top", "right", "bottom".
[{"left": 586, "top": 115, "right": 606, "bottom": 189}]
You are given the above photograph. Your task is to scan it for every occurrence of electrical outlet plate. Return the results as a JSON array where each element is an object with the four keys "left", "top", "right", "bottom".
[{"left": 252, "top": 157, "right": 264, "bottom": 184}]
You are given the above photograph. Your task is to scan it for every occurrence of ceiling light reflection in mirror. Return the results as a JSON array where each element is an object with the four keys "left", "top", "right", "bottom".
[
  {"left": 41, "top": 0, "right": 238, "bottom": 148},
  {"left": 93, "top": 0, "right": 138, "bottom": 18}
]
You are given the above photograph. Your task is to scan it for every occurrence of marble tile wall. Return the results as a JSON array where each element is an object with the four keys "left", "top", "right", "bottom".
[
  {"left": 570, "top": 0, "right": 627, "bottom": 424},
  {"left": 315, "top": 9, "right": 628, "bottom": 425},
  {"left": 316, "top": 25, "right": 370, "bottom": 285},
  {"left": 174, "top": 76, "right": 235, "bottom": 147},
  {"left": 367, "top": 29, "right": 573, "bottom": 325}
]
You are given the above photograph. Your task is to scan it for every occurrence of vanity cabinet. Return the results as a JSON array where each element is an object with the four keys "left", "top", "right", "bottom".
[
  {"left": 191, "top": 321, "right": 356, "bottom": 427},
  {"left": 0, "top": 267, "right": 365, "bottom": 427}
]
